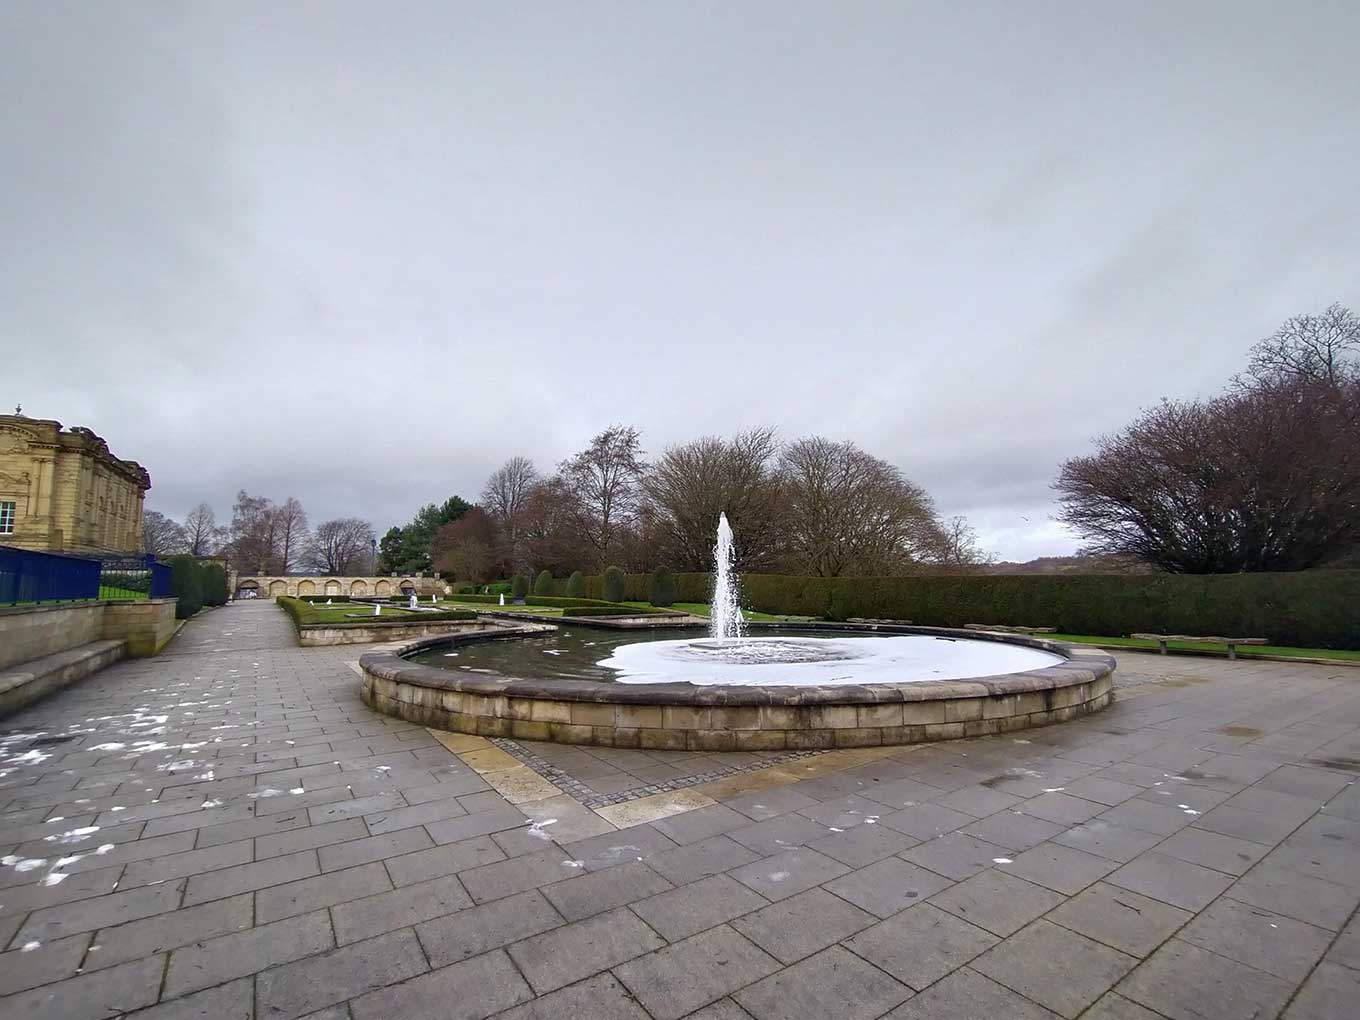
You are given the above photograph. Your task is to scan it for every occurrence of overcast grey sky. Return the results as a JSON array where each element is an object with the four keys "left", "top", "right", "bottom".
[{"left": 4, "top": 2, "right": 1357, "bottom": 560}]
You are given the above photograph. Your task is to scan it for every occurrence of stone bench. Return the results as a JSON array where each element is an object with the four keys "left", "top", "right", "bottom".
[
  {"left": 0, "top": 639, "right": 126, "bottom": 718},
  {"left": 966, "top": 624, "right": 1057, "bottom": 635},
  {"left": 1130, "top": 633, "right": 1268, "bottom": 660}
]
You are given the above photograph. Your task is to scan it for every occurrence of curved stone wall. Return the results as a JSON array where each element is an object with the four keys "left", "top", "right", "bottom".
[{"left": 358, "top": 625, "right": 1116, "bottom": 750}]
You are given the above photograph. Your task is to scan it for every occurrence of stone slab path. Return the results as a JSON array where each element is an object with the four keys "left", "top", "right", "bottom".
[{"left": 0, "top": 600, "right": 1358, "bottom": 1019}]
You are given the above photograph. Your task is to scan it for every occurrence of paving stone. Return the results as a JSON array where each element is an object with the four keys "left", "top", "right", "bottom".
[
  {"left": 183, "top": 848, "right": 318, "bottom": 905},
  {"left": 1080, "top": 992, "right": 1167, "bottom": 1020},
  {"left": 1117, "top": 938, "right": 1293, "bottom": 1020},
  {"left": 1062, "top": 776, "right": 1145, "bottom": 807},
  {"left": 0, "top": 932, "right": 89, "bottom": 996},
  {"left": 0, "top": 954, "right": 163, "bottom": 1020},
  {"left": 85, "top": 893, "right": 252, "bottom": 971},
  {"left": 304, "top": 792, "right": 405, "bottom": 826},
  {"left": 651, "top": 804, "right": 751, "bottom": 845},
  {"left": 17, "top": 879, "right": 186, "bottom": 943},
  {"left": 735, "top": 944, "right": 911, "bottom": 1020},
  {"left": 1178, "top": 896, "right": 1333, "bottom": 982},
  {"left": 561, "top": 825, "right": 679, "bottom": 870},
  {"left": 824, "top": 855, "right": 953, "bottom": 917},
  {"left": 1021, "top": 791, "right": 1107, "bottom": 826},
  {"left": 728, "top": 847, "right": 849, "bottom": 900},
  {"left": 164, "top": 909, "right": 335, "bottom": 998},
  {"left": 730, "top": 886, "right": 874, "bottom": 963},
  {"left": 646, "top": 834, "right": 761, "bottom": 885},
  {"left": 1050, "top": 820, "right": 1165, "bottom": 862},
  {"left": 1154, "top": 825, "right": 1269, "bottom": 875},
  {"left": 900, "top": 831, "right": 1012, "bottom": 880},
  {"left": 961, "top": 810, "right": 1065, "bottom": 851},
  {"left": 544, "top": 859, "right": 673, "bottom": 921},
  {"left": 727, "top": 813, "right": 830, "bottom": 856},
  {"left": 253, "top": 817, "right": 368, "bottom": 859},
  {"left": 255, "top": 927, "right": 429, "bottom": 1020},
  {"left": 350, "top": 948, "right": 532, "bottom": 1020},
  {"left": 879, "top": 802, "right": 976, "bottom": 840},
  {"left": 844, "top": 902, "right": 998, "bottom": 990},
  {"left": 1046, "top": 881, "right": 1192, "bottom": 957},
  {"left": 331, "top": 873, "right": 471, "bottom": 944},
  {"left": 1257, "top": 764, "right": 1352, "bottom": 801},
  {"left": 859, "top": 777, "right": 945, "bottom": 810},
  {"left": 806, "top": 819, "right": 917, "bottom": 867},
  {"left": 1104, "top": 851, "right": 1235, "bottom": 911},
  {"left": 1191, "top": 804, "right": 1302, "bottom": 845},
  {"left": 796, "top": 793, "right": 892, "bottom": 829},
  {"left": 972, "top": 918, "right": 1137, "bottom": 1018},
  {"left": 120, "top": 977, "right": 253, "bottom": 1019},
  {"left": 459, "top": 847, "right": 579, "bottom": 903},
  {"left": 491, "top": 972, "right": 650, "bottom": 1020},
  {"left": 417, "top": 889, "right": 563, "bottom": 967},
  {"left": 425, "top": 806, "right": 529, "bottom": 845},
  {"left": 933, "top": 784, "right": 1023, "bottom": 818},
  {"left": 1000, "top": 841, "right": 1118, "bottom": 895},
  {"left": 1285, "top": 961, "right": 1360, "bottom": 1020},
  {"left": 929, "top": 869, "right": 1064, "bottom": 937},
  {"left": 883, "top": 966, "right": 1062, "bottom": 1019},
  {"left": 509, "top": 905, "right": 664, "bottom": 993},
  {"left": 632, "top": 873, "right": 769, "bottom": 942},
  {"left": 383, "top": 834, "right": 506, "bottom": 886},
  {"left": 193, "top": 812, "right": 311, "bottom": 849},
  {"left": 678, "top": 1000, "right": 756, "bottom": 1020},
  {"left": 120, "top": 839, "right": 255, "bottom": 888},
  {"left": 614, "top": 925, "right": 781, "bottom": 1020},
  {"left": 316, "top": 826, "right": 432, "bottom": 872},
  {"left": 720, "top": 787, "right": 819, "bottom": 821}
]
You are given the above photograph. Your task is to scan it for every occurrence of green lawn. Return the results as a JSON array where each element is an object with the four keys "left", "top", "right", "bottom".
[{"left": 621, "top": 601, "right": 816, "bottom": 623}]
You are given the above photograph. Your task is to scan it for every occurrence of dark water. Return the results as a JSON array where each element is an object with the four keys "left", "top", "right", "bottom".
[{"left": 404, "top": 625, "right": 843, "bottom": 683}]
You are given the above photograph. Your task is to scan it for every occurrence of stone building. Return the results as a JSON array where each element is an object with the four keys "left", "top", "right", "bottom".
[{"left": 0, "top": 412, "right": 151, "bottom": 555}]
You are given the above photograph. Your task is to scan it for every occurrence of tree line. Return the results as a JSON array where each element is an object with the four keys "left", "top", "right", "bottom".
[
  {"left": 377, "top": 427, "right": 990, "bottom": 586},
  {"left": 1057, "top": 302, "right": 1359, "bottom": 573},
  {"left": 142, "top": 493, "right": 377, "bottom": 575}
]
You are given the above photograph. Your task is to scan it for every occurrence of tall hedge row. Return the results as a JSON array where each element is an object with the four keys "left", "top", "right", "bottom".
[
  {"left": 579, "top": 569, "right": 1360, "bottom": 649},
  {"left": 167, "top": 555, "right": 204, "bottom": 619}
]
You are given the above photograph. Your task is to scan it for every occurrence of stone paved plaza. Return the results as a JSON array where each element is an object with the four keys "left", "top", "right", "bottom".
[{"left": 1, "top": 601, "right": 1357, "bottom": 1019}]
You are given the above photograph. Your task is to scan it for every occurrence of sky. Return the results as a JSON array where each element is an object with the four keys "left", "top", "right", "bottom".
[{"left": 3, "top": 2, "right": 1357, "bottom": 561}]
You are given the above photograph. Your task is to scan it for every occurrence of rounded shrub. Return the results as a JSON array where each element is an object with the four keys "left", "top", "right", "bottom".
[
  {"left": 648, "top": 566, "right": 678, "bottom": 607},
  {"left": 511, "top": 573, "right": 531, "bottom": 599},
  {"left": 533, "top": 569, "right": 555, "bottom": 596},
  {"left": 168, "top": 555, "right": 204, "bottom": 619},
  {"left": 602, "top": 565, "right": 626, "bottom": 604},
  {"left": 565, "top": 570, "right": 585, "bottom": 598}
]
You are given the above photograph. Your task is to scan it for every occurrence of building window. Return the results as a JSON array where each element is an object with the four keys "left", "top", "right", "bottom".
[{"left": 0, "top": 501, "right": 14, "bottom": 535}]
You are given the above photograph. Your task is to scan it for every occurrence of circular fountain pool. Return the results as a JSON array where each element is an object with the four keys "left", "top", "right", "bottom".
[{"left": 364, "top": 621, "right": 1115, "bottom": 750}]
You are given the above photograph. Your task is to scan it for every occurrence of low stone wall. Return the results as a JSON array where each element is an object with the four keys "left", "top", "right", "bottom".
[
  {"left": 359, "top": 628, "right": 1116, "bottom": 750},
  {"left": 102, "top": 599, "right": 179, "bottom": 657},
  {"left": 0, "top": 599, "right": 180, "bottom": 669},
  {"left": 297, "top": 619, "right": 491, "bottom": 647}
]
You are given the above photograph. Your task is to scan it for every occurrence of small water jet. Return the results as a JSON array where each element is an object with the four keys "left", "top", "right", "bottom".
[{"left": 710, "top": 512, "right": 744, "bottom": 644}]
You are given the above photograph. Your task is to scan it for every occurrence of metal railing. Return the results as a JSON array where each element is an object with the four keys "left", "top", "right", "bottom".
[
  {"left": 96, "top": 554, "right": 172, "bottom": 600},
  {"left": 0, "top": 545, "right": 101, "bottom": 605}
]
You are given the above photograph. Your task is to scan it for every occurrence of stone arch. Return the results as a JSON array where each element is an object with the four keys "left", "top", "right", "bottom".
[
  {"left": 236, "top": 579, "right": 260, "bottom": 599},
  {"left": 375, "top": 580, "right": 392, "bottom": 596},
  {"left": 269, "top": 580, "right": 287, "bottom": 597},
  {"left": 324, "top": 579, "right": 342, "bottom": 596},
  {"left": 399, "top": 579, "right": 416, "bottom": 595},
  {"left": 350, "top": 580, "right": 368, "bottom": 596},
  {"left": 297, "top": 580, "right": 316, "bottom": 595}
]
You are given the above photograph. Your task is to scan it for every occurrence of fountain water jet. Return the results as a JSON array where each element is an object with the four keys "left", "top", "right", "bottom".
[{"left": 710, "top": 512, "right": 744, "bottom": 643}]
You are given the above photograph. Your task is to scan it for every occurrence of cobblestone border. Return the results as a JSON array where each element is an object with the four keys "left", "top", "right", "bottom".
[{"left": 487, "top": 736, "right": 826, "bottom": 808}]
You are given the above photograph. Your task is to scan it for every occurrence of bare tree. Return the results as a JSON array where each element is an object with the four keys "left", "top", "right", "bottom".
[
  {"left": 1249, "top": 303, "right": 1359, "bottom": 386},
  {"left": 273, "top": 497, "right": 309, "bottom": 573},
  {"left": 559, "top": 425, "right": 646, "bottom": 565},
  {"left": 1056, "top": 374, "right": 1360, "bottom": 572},
  {"left": 228, "top": 491, "right": 275, "bottom": 571},
  {"left": 777, "top": 437, "right": 942, "bottom": 576},
  {"left": 643, "top": 428, "right": 784, "bottom": 571},
  {"left": 141, "top": 509, "right": 186, "bottom": 557},
  {"left": 432, "top": 507, "right": 498, "bottom": 584},
  {"left": 481, "top": 457, "right": 537, "bottom": 571},
  {"left": 519, "top": 475, "right": 587, "bottom": 574},
  {"left": 308, "top": 518, "right": 377, "bottom": 574},
  {"left": 935, "top": 515, "right": 994, "bottom": 571},
  {"left": 182, "top": 503, "right": 225, "bottom": 557}
]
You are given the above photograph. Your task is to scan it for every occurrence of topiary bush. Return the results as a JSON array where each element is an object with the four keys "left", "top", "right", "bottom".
[
  {"left": 602, "top": 565, "right": 626, "bottom": 603},
  {"left": 648, "top": 566, "right": 678, "bottom": 607},
  {"left": 565, "top": 570, "right": 585, "bottom": 598},
  {"left": 511, "top": 573, "right": 531, "bottom": 599},
  {"left": 201, "top": 563, "right": 229, "bottom": 607},
  {"left": 167, "top": 555, "right": 203, "bottom": 619},
  {"left": 533, "top": 569, "right": 555, "bottom": 596}
]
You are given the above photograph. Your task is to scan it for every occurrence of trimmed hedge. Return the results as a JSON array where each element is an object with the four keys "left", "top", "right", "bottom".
[
  {"left": 565, "top": 570, "right": 585, "bottom": 598},
  {"left": 575, "top": 569, "right": 1360, "bottom": 649},
  {"left": 167, "top": 555, "right": 204, "bottom": 619},
  {"left": 601, "top": 566, "right": 626, "bottom": 603},
  {"left": 202, "top": 564, "right": 229, "bottom": 607},
  {"left": 511, "top": 574, "right": 531, "bottom": 599},
  {"left": 533, "top": 570, "right": 555, "bottom": 596},
  {"left": 299, "top": 595, "right": 353, "bottom": 603},
  {"left": 649, "top": 567, "right": 678, "bottom": 608}
]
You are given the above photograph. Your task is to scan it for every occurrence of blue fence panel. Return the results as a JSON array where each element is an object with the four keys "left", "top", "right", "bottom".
[
  {"left": 97, "top": 554, "right": 169, "bottom": 601},
  {"left": 0, "top": 545, "right": 102, "bottom": 604},
  {"left": 149, "top": 560, "right": 171, "bottom": 598}
]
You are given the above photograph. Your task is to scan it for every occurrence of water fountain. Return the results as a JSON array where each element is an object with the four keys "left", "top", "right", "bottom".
[{"left": 363, "top": 511, "right": 1116, "bottom": 748}]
